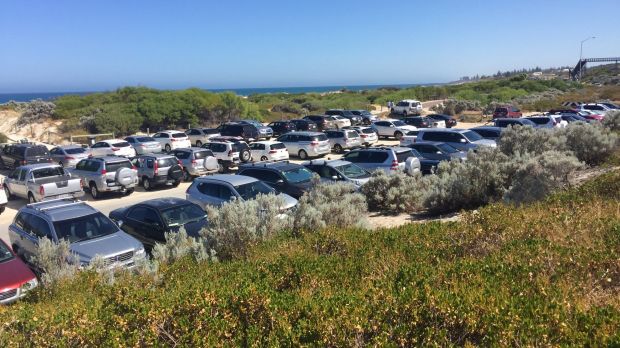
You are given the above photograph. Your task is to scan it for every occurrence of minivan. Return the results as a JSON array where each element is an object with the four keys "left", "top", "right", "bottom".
[{"left": 276, "top": 131, "right": 330, "bottom": 159}]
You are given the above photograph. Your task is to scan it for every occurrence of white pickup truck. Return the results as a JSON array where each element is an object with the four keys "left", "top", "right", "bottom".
[
  {"left": 392, "top": 99, "right": 423, "bottom": 116},
  {"left": 3, "top": 164, "right": 84, "bottom": 203}
]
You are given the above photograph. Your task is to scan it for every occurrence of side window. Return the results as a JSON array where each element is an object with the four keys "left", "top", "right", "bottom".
[
  {"left": 175, "top": 151, "right": 190, "bottom": 159},
  {"left": 14, "top": 212, "right": 26, "bottom": 230},
  {"left": 343, "top": 151, "right": 360, "bottom": 162},
  {"left": 75, "top": 160, "right": 86, "bottom": 170},
  {"left": 197, "top": 182, "right": 220, "bottom": 197},
  {"left": 126, "top": 138, "right": 135, "bottom": 144},
  {"left": 128, "top": 206, "right": 162, "bottom": 226},
  {"left": 29, "top": 215, "right": 53, "bottom": 239},
  {"left": 218, "top": 185, "right": 234, "bottom": 200},
  {"left": 369, "top": 152, "right": 388, "bottom": 163},
  {"left": 88, "top": 161, "right": 101, "bottom": 172},
  {"left": 8, "top": 169, "right": 19, "bottom": 179},
  {"left": 278, "top": 135, "right": 289, "bottom": 142},
  {"left": 18, "top": 169, "right": 27, "bottom": 181},
  {"left": 146, "top": 159, "right": 154, "bottom": 169}
]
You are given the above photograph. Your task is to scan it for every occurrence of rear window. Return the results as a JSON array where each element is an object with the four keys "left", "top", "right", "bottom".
[
  {"left": 112, "top": 141, "right": 131, "bottom": 148},
  {"left": 157, "top": 157, "right": 178, "bottom": 167},
  {"left": 137, "top": 137, "right": 155, "bottom": 142},
  {"left": 232, "top": 143, "right": 249, "bottom": 152},
  {"left": 361, "top": 128, "right": 375, "bottom": 134},
  {"left": 32, "top": 166, "right": 66, "bottom": 179},
  {"left": 172, "top": 133, "right": 187, "bottom": 138},
  {"left": 25, "top": 146, "right": 50, "bottom": 157},
  {"left": 395, "top": 150, "right": 414, "bottom": 163},
  {"left": 346, "top": 131, "right": 359, "bottom": 138},
  {"left": 203, "top": 129, "right": 219, "bottom": 134},
  {"left": 495, "top": 108, "right": 508, "bottom": 113},
  {"left": 194, "top": 150, "right": 214, "bottom": 159},
  {"left": 526, "top": 118, "right": 550, "bottom": 125},
  {"left": 65, "top": 147, "right": 87, "bottom": 155},
  {"left": 312, "top": 134, "right": 328, "bottom": 142},
  {"left": 270, "top": 143, "right": 286, "bottom": 150},
  {"left": 105, "top": 161, "right": 132, "bottom": 172}
]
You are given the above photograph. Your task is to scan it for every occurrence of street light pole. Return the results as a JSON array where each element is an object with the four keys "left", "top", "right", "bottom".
[{"left": 579, "top": 36, "right": 596, "bottom": 80}]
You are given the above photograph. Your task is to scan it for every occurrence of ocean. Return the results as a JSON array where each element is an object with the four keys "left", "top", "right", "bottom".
[{"left": 0, "top": 83, "right": 433, "bottom": 103}]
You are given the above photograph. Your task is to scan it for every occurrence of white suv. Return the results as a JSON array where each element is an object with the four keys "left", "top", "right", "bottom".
[
  {"left": 249, "top": 141, "right": 289, "bottom": 162},
  {"left": 201, "top": 138, "right": 252, "bottom": 172},
  {"left": 152, "top": 130, "right": 192, "bottom": 152},
  {"left": 90, "top": 139, "right": 136, "bottom": 158},
  {"left": 371, "top": 119, "right": 417, "bottom": 140},
  {"left": 392, "top": 99, "right": 422, "bottom": 116},
  {"left": 185, "top": 128, "right": 220, "bottom": 147}
]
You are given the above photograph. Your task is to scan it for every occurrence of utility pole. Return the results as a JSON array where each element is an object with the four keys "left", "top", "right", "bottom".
[{"left": 579, "top": 36, "right": 596, "bottom": 80}]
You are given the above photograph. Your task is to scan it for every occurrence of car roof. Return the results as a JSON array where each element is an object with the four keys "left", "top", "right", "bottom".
[
  {"left": 175, "top": 147, "right": 208, "bottom": 152},
  {"left": 135, "top": 197, "right": 191, "bottom": 210},
  {"left": 19, "top": 163, "right": 61, "bottom": 170},
  {"left": 286, "top": 131, "right": 323, "bottom": 136},
  {"left": 195, "top": 174, "right": 257, "bottom": 186},
  {"left": 253, "top": 140, "right": 281, "bottom": 145},
  {"left": 302, "top": 159, "right": 350, "bottom": 167},
  {"left": 158, "top": 130, "right": 185, "bottom": 134},
  {"left": 23, "top": 200, "right": 100, "bottom": 222},
  {"left": 137, "top": 153, "right": 175, "bottom": 159},
  {"left": 472, "top": 126, "right": 502, "bottom": 131},
  {"left": 418, "top": 128, "right": 467, "bottom": 133},
  {"left": 57, "top": 144, "right": 84, "bottom": 149},
  {"left": 91, "top": 156, "right": 131, "bottom": 162},
  {"left": 239, "top": 161, "right": 301, "bottom": 171},
  {"left": 411, "top": 141, "right": 445, "bottom": 146}
]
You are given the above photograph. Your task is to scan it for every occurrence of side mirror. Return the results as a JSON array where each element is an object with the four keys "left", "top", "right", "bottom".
[
  {"left": 116, "top": 220, "right": 124, "bottom": 228},
  {"left": 460, "top": 139, "right": 467, "bottom": 143},
  {"left": 331, "top": 175, "right": 339, "bottom": 180},
  {"left": 275, "top": 179, "right": 285, "bottom": 185}
]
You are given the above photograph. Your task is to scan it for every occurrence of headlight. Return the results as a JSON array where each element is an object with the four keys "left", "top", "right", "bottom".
[
  {"left": 21, "top": 278, "right": 38, "bottom": 291},
  {"left": 135, "top": 248, "right": 146, "bottom": 256}
]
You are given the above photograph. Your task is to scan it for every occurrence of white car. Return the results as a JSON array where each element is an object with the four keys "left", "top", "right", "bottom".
[
  {"left": 326, "top": 115, "right": 351, "bottom": 128},
  {"left": 152, "top": 130, "right": 192, "bottom": 152},
  {"left": 185, "top": 128, "right": 220, "bottom": 147},
  {"left": 392, "top": 99, "right": 422, "bottom": 116},
  {"left": 371, "top": 119, "right": 417, "bottom": 140},
  {"left": 344, "top": 126, "right": 378, "bottom": 147},
  {"left": 249, "top": 141, "right": 289, "bottom": 162},
  {"left": 89, "top": 139, "right": 136, "bottom": 158},
  {"left": 399, "top": 130, "right": 419, "bottom": 146}
]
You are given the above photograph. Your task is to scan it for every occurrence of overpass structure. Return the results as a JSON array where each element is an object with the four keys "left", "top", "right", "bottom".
[{"left": 571, "top": 57, "right": 620, "bottom": 80}]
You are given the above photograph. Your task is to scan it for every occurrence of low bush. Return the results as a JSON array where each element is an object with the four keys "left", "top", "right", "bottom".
[
  {"left": 603, "top": 110, "right": 620, "bottom": 132},
  {"left": 560, "top": 123, "right": 618, "bottom": 165},
  {"left": 30, "top": 238, "right": 79, "bottom": 285},
  {"left": 294, "top": 182, "right": 368, "bottom": 232},
  {"left": 498, "top": 125, "right": 566, "bottom": 156},
  {"left": 0, "top": 132, "right": 8, "bottom": 143},
  {"left": 361, "top": 171, "right": 425, "bottom": 214},
  {"left": 151, "top": 227, "right": 216, "bottom": 265}
]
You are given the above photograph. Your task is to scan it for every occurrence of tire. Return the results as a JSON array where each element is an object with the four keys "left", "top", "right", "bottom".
[
  {"left": 59, "top": 161, "right": 64, "bottom": 167},
  {"left": 4, "top": 185, "right": 13, "bottom": 201},
  {"left": 90, "top": 183, "right": 100, "bottom": 200},
  {"left": 298, "top": 150, "right": 308, "bottom": 160},
  {"left": 167, "top": 164, "right": 184, "bottom": 181},
  {"left": 183, "top": 169, "right": 192, "bottom": 182},
  {"left": 239, "top": 149, "right": 251, "bottom": 163},
  {"left": 218, "top": 162, "right": 225, "bottom": 173},
  {"left": 28, "top": 193, "right": 36, "bottom": 204},
  {"left": 142, "top": 177, "right": 152, "bottom": 191},
  {"left": 125, "top": 188, "right": 134, "bottom": 196},
  {"left": 165, "top": 144, "right": 171, "bottom": 153},
  {"left": 195, "top": 140, "right": 202, "bottom": 147},
  {"left": 260, "top": 156, "right": 268, "bottom": 161},
  {"left": 402, "top": 111, "right": 407, "bottom": 117},
  {"left": 0, "top": 206, "right": 4, "bottom": 214},
  {"left": 333, "top": 144, "right": 343, "bottom": 154},
  {"left": 173, "top": 180, "right": 181, "bottom": 187},
  {"left": 364, "top": 119, "right": 371, "bottom": 125},
  {"left": 394, "top": 131, "right": 403, "bottom": 140}
]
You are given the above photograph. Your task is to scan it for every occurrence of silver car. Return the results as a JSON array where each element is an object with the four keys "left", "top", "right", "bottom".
[
  {"left": 124, "top": 136, "right": 162, "bottom": 155},
  {"left": 416, "top": 129, "right": 497, "bottom": 152},
  {"left": 324, "top": 129, "right": 362, "bottom": 154},
  {"left": 276, "top": 131, "right": 330, "bottom": 159},
  {"left": 186, "top": 174, "right": 298, "bottom": 210},
  {"left": 132, "top": 154, "right": 184, "bottom": 190},
  {"left": 69, "top": 157, "right": 138, "bottom": 199},
  {"left": 172, "top": 148, "right": 220, "bottom": 181},
  {"left": 302, "top": 159, "right": 371, "bottom": 188},
  {"left": 8, "top": 199, "right": 145, "bottom": 269},
  {"left": 50, "top": 145, "right": 91, "bottom": 168}
]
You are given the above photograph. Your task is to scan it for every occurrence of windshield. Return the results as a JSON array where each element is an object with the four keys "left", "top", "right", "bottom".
[
  {"left": 65, "top": 147, "right": 87, "bottom": 155},
  {"left": 0, "top": 241, "right": 14, "bottom": 263},
  {"left": 137, "top": 137, "right": 156, "bottom": 142},
  {"left": 392, "top": 121, "right": 407, "bottom": 127},
  {"left": 335, "top": 163, "right": 369, "bottom": 179},
  {"left": 54, "top": 212, "right": 119, "bottom": 243},
  {"left": 235, "top": 181, "right": 275, "bottom": 200},
  {"left": 462, "top": 130, "right": 483, "bottom": 142},
  {"left": 32, "top": 166, "right": 66, "bottom": 179},
  {"left": 437, "top": 143, "right": 460, "bottom": 153},
  {"left": 243, "top": 120, "right": 262, "bottom": 127},
  {"left": 160, "top": 203, "right": 206, "bottom": 226},
  {"left": 283, "top": 167, "right": 315, "bottom": 183}
]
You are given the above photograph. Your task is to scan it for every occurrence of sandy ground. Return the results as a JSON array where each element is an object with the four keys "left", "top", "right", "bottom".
[{"left": 0, "top": 110, "right": 65, "bottom": 145}]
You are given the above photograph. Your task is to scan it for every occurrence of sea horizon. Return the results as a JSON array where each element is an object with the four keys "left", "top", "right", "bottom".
[{"left": 0, "top": 82, "right": 443, "bottom": 103}]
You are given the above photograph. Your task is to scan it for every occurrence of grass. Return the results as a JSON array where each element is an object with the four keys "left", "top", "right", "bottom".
[{"left": 1, "top": 170, "right": 619, "bottom": 346}]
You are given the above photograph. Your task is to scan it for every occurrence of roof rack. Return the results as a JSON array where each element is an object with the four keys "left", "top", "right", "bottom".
[{"left": 26, "top": 198, "right": 83, "bottom": 212}]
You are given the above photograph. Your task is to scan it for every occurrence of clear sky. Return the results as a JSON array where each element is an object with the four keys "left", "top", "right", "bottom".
[{"left": 1, "top": 0, "right": 619, "bottom": 93}]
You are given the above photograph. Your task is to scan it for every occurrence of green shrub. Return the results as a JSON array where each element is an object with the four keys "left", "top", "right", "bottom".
[
  {"left": 603, "top": 110, "right": 620, "bottom": 132},
  {"left": 560, "top": 123, "right": 618, "bottom": 165},
  {"left": 361, "top": 170, "right": 425, "bottom": 213},
  {"left": 30, "top": 238, "right": 79, "bottom": 285},
  {"left": 152, "top": 227, "right": 216, "bottom": 265}
]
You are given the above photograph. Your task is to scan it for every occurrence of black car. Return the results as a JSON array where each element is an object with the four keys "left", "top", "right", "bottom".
[
  {"left": 426, "top": 114, "right": 457, "bottom": 128},
  {"left": 0, "top": 143, "right": 51, "bottom": 169},
  {"left": 217, "top": 123, "right": 259, "bottom": 141},
  {"left": 408, "top": 142, "right": 467, "bottom": 162},
  {"left": 303, "top": 115, "right": 334, "bottom": 131},
  {"left": 237, "top": 162, "right": 316, "bottom": 199},
  {"left": 109, "top": 197, "right": 207, "bottom": 252},
  {"left": 325, "top": 109, "right": 363, "bottom": 125},
  {"left": 406, "top": 148, "right": 441, "bottom": 175},
  {"left": 492, "top": 118, "right": 536, "bottom": 128},
  {"left": 267, "top": 121, "right": 297, "bottom": 136},
  {"left": 470, "top": 126, "right": 503, "bottom": 140},
  {"left": 290, "top": 119, "right": 318, "bottom": 131},
  {"left": 402, "top": 116, "right": 431, "bottom": 128}
]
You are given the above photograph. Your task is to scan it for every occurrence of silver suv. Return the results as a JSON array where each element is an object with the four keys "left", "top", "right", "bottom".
[
  {"left": 276, "top": 131, "right": 331, "bottom": 159},
  {"left": 342, "top": 147, "right": 421, "bottom": 175},
  {"left": 132, "top": 154, "right": 184, "bottom": 191},
  {"left": 8, "top": 199, "right": 145, "bottom": 269},
  {"left": 69, "top": 157, "right": 138, "bottom": 199},
  {"left": 324, "top": 129, "right": 362, "bottom": 153},
  {"left": 172, "top": 148, "right": 220, "bottom": 181}
]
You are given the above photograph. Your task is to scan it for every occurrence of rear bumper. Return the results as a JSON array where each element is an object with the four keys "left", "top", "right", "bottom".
[
  {"left": 152, "top": 175, "right": 179, "bottom": 185},
  {"left": 37, "top": 191, "right": 85, "bottom": 201},
  {"left": 188, "top": 167, "right": 218, "bottom": 176}
]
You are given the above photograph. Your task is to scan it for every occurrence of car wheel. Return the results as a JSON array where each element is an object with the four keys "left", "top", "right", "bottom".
[
  {"left": 4, "top": 185, "right": 13, "bottom": 200},
  {"left": 260, "top": 156, "right": 268, "bottom": 161},
  {"left": 28, "top": 193, "right": 36, "bottom": 204},
  {"left": 333, "top": 144, "right": 343, "bottom": 154},
  {"left": 195, "top": 140, "right": 202, "bottom": 147},
  {"left": 402, "top": 111, "right": 407, "bottom": 117},
  {"left": 59, "top": 161, "right": 64, "bottom": 167},
  {"left": 0, "top": 206, "right": 4, "bottom": 214},
  {"left": 218, "top": 163, "right": 225, "bottom": 173},
  {"left": 394, "top": 131, "right": 403, "bottom": 140},
  {"left": 125, "top": 188, "right": 134, "bottom": 196},
  {"left": 165, "top": 144, "right": 171, "bottom": 153},
  {"left": 298, "top": 150, "right": 308, "bottom": 160},
  {"left": 240, "top": 149, "right": 251, "bottom": 163},
  {"left": 173, "top": 179, "right": 181, "bottom": 187},
  {"left": 142, "top": 177, "right": 152, "bottom": 191},
  {"left": 90, "top": 183, "right": 100, "bottom": 199},
  {"left": 183, "top": 169, "right": 192, "bottom": 182}
]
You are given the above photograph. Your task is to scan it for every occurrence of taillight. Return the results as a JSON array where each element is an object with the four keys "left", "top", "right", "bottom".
[
  {"left": 310, "top": 141, "right": 319, "bottom": 146},
  {"left": 154, "top": 161, "right": 159, "bottom": 175},
  {"left": 111, "top": 147, "right": 120, "bottom": 151},
  {"left": 269, "top": 150, "right": 277, "bottom": 154},
  {"left": 390, "top": 160, "right": 399, "bottom": 171},
  {"left": 65, "top": 156, "right": 75, "bottom": 160},
  {"left": 21, "top": 160, "right": 27, "bottom": 165},
  {"left": 101, "top": 169, "right": 107, "bottom": 175},
  {"left": 39, "top": 185, "right": 45, "bottom": 196},
  {"left": 191, "top": 159, "right": 197, "bottom": 165},
  {"left": 360, "top": 134, "right": 368, "bottom": 138},
  {"left": 177, "top": 159, "right": 183, "bottom": 169},
  {"left": 131, "top": 165, "right": 137, "bottom": 170}
]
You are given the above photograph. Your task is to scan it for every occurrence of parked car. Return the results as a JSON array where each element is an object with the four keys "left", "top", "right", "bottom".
[
  {"left": 399, "top": 130, "right": 420, "bottom": 147},
  {"left": 578, "top": 110, "right": 605, "bottom": 121},
  {"left": 302, "top": 159, "right": 371, "bottom": 188},
  {"left": 217, "top": 123, "right": 259, "bottom": 141},
  {"left": 50, "top": 145, "right": 90, "bottom": 168},
  {"left": 325, "top": 109, "right": 363, "bottom": 125},
  {"left": 597, "top": 101, "right": 619, "bottom": 110},
  {"left": 343, "top": 126, "right": 378, "bottom": 147},
  {"left": 371, "top": 119, "right": 417, "bottom": 140},
  {"left": 408, "top": 142, "right": 467, "bottom": 162},
  {"left": 426, "top": 114, "right": 457, "bottom": 128},
  {"left": 559, "top": 114, "right": 590, "bottom": 123},
  {"left": 238, "top": 120, "right": 274, "bottom": 139},
  {"left": 405, "top": 149, "right": 441, "bottom": 175},
  {"left": 276, "top": 131, "right": 331, "bottom": 159},
  {"left": 132, "top": 154, "right": 183, "bottom": 191},
  {"left": 109, "top": 198, "right": 207, "bottom": 252},
  {"left": 248, "top": 141, "right": 289, "bottom": 162},
  {"left": 202, "top": 137, "right": 252, "bottom": 170},
  {"left": 492, "top": 118, "right": 537, "bottom": 128},
  {"left": 186, "top": 174, "right": 298, "bottom": 209},
  {"left": 470, "top": 126, "right": 503, "bottom": 141},
  {"left": 0, "top": 238, "right": 38, "bottom": 304},
  {"left": 402, "top": 116, "right": 430, "bottom": 128},
  {"left": 326, "top": 115, "right": 351, "bottom": 129},
  {"left": 324, "top": 129, "right": 362, "bottom": 153},
  {"left": 90, "top": 139, "right": 136, "bottom": 158},
  {"left": 524, "top": 116, "right": 566, "bottom": 128},
  {"left": 4, "top": 164, "right": 85, "bottom": 203},
  {"left": 0, "top": 187, "right": 7, "bottom": 214},
  {"left": 172, "top": 147, "right": 220, "bottom": 181},
  {"left": 349, "top": 110, "right": 378, "bottom": 124},
  {"left": 416, "top": 129, "right": 496, "bottom": 151},
  {"left": 184, "top": 128, "right": 220, "bottom": 147},
  {"left": 577, "top": 103, "right": 613, "bottom": 115},
  {"left": 124, "top": 136, "right": 162, "bottom": 155},
  {"left": 69, "top": 157, "right": 138, "bottom": 199},
  {"left": 237, "top": 162, "right": 317, "bottom": 199},
  {"left": 342, "top": 147, "right": 421, "bottom": 175},
  {"left": 267, "top": 121, "right": 297, "bottom": 136},
  {"left": 0, "top": 143, "right": 51, "bottom": 170},
  {"left": 152, "top": 130, "right": 192, "bottom": 152},
  {"left": 303, "top": 115, "right": 336, "bottom": 131},
  {"left": 492, "top": 105, "right": 522, "bottom": 119},
  {"left": 289, "top": 119, "right": 318, "bottom": 132},
  {"left": 9, "top": 199, "right": 145, "bottom": 269},
  {"left": 391, "top": 99, "right": 422, "bottom": 116}
]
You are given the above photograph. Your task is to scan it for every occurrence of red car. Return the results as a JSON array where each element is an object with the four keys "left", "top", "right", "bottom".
[
  {"left": 0, "top": 239, "right": 38, "bottom": 304},
  {"left": 493, "top": 106, "right": 522, "bottom": 119}
]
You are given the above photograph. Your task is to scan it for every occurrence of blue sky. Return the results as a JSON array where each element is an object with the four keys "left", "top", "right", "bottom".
[{"left": 1, "top": 0, "right": 619, "bottom": 93}]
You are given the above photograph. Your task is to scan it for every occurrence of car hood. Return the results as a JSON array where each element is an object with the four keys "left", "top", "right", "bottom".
[
  {"left": 70, "top": 231, "right": 142, "bottom": 262},
  {"left": 0, "top": 257, "right": 36, "bottom": 289},
  {"left": 472, "top": 139, "right": 497, "bottom": 147},
  {"left": 170, "top": 218, "right": 208, "bottom": 238},
  {"left": 277, "top": 193, "right": 298, "bottom": 210},
  {"left": 449, "top": 152, "right": 468, "bottom": 161}
]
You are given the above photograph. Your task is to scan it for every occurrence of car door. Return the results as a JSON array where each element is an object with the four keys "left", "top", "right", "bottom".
[
  {"left": 5, "top": 168, "right": 21, "bottom": 197},
  {"left": 194, "top": 181, "right": 227, "bottom": 207},
  {"left": 1, "top": 146, "right": 14, "bottom": 167},
  {"left": 13, "top": 213, "right": 53, "bottom": 260},
  {"left": 91, "top": 142, "right": 110, "bottom": 157}
]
